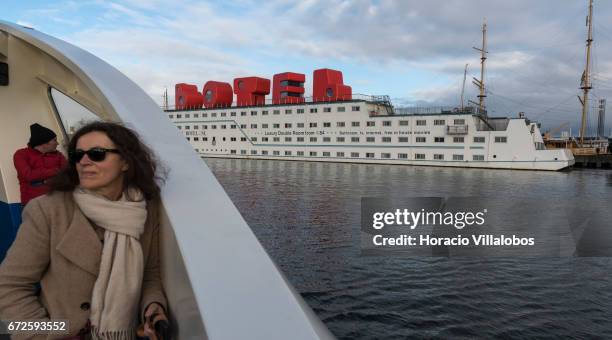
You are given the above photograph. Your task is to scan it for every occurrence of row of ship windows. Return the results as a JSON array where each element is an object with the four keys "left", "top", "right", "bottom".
[
  {"left": 169, "top": 106, "right": 360, "bottom": 119},
  {"left": 187, "top": 136, "right": 507, "bottom": 143},
  {"left": 201, "top": 150, "right": 486, "bottom": 161},
  {"left": 177, "top": 118, "right": 466, "bottom": 130}
]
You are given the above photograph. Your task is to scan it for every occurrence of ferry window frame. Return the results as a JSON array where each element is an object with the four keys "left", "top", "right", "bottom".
[
  {"left": 415, "top": 153, "right": 426, "bottom": 159},
  {"left": 382, "top": 137, "right": 392, "bottom": 143},
  {"left": 434, "top": 137, "right": 445, "bottom": 143},
  {"left": 273, "top": 137, "right": 280, "bottom": 142},
  {"left": 185, "top": 114, "right": 190, "bottom": 119},
  {"left": 352, "top": 106, "right": 361, "bottom": 112},
  {"left": 495, "top": 136, "right": 508, "bottom": 143},
  {"left": 366, "top": 137, "right": 375, "bottom": 142},
  {"left": 399, "top": 137, "right": 409, "bottom": 143},
  {"left": 251, "top": 137, "right": 257, "bottom": 142},
  {"left": 310, "top": 137, "right": 317, "bottom": 142},
  {"left": 351, "top": 137, "right": 360, "bottom": 142},
  {"left": 474, "top": 136, "right": 485, "bottom": 143},
  {"left": 337, "top": 122, "right": 346, "bottom": 127},
  {"left": 262, "top": 150, "right": 269, "bottom": 155},
  {"left": 211, "top": 113, "right": 217, "bottom": 117},
  {"left": 399, "top": 120, "right": 409, "bottom": 126},
  {"left": 367, "top": 121, "right": 376, "bottom": 127},
  {"left": 285, "top": 109, "right": 292, "bottom": 114},
  {"left": 285, "top": 137, "right": 292, "bottom": 142},
  {"left": 231, "top": 137, "right": 237, "bottom": 141},
  {"left": 351, "top": 152, "right": 359, "bottom": 158},
  {"left": 297, "top": 123, "right": 305, "bottom": 128},
  {"left": 241, "top": 137, "right": 247, "bottom": 141},
  {"left": 241, "top": 111, "right": 247, "bottom": 116},
  {"left": 221, "top": 125, "right": 227, "bottom": 129},
  {"left": 323, "top": 137, "right": 331, "bottom": 142},
  {"left": 323, "top": 107, "right": 332, "bottom": 113},
  {"left": 454, "top": 119, "right": 465, "bottom": 125},
  {"left": 273, "top": 110, "right": 280, "bottom": 115},
  {"left": 366, "top": 152, "right": 375, "bottom": 158},
  {"left": 297, "top": 109, "right": 305, "bottom": 114},
  {"left": 337, "top": 137, "right": 346, "bottom": 142},
  {"left": 383, "top": 121, "right": 392, "bottom": 126},
  {"left": 323, "top": 122, "right": 331, "bottom": 128},
  {"left": 416, "top": 120, "right": 427, "bottom": 126},
  {"left": 285, "top": 123, "right": 292, "bottom": 128},
  {"left": 434, "top": 154, "right": 444, "bottom": 160},
  {"left": 168, "top": 114, "right": 174, "bottom": 119},
  {"left": 310, "top": 108, "right": 318, "bottom": 113},
  {"left": 240, "top": 124, "right": 247, "bottom": 129},
  {"left": 337, "top": 107, "right": 346, "bottom": 112},
  {"left": 310, "top": 151, "right": 317, "bottom": 156},
  {"left": 352, "top": 121, "right": 360, "bottom": 127},
  {"left": 381, "top": 153, "right": 391, "bottom": 159},
  {"left": 203, "top": 113, "right": 208, "bottom": 118},
  {"left": 185, "top": 125, "right": 190, "bottom": 130},
  {"left": 261, "top": 137, "right": 268, "bottom": 142},
  {"left": 453, "top": 154, "right": 464, "bottom": 160},
  {"left": 273, "top": 123, "right": 280, "bottom": 128},
  {"left": 177, "top": 126, "right": 182, "bottom": 130},
  {"left": 273, "top": 151, "right": 280, "bottom": 156},
  {"left": 453, "top": 136, "right": 464, "bottom": 143},
  {"left": 310, "top": 122, "right": 317, "bottom": 128},
  {"left": 337, "top": 152, "right": 345, "bottom": 157},
  {"left": 231, "top": 125, "right": 236, "bottom": 129},
  {"left": 323, "top": 151, "right": 331, "bottom": 156},
  {"left": 177, "top": 114, "right": 182, "bottom": 119},
  {"left": 231, "top": 150, "right": 236, "bottom": 154},
  {"left": 221, "top": 112, "right": 226, "bottom": 117},
  {"left": 473, "top": 155, "right": 485, "bottom": 161},
  {"left": 285, "top": 151, "right": 292, "bottom": 156},
  {"left": 297, "top": 137, "right": 305, "bottom": 142},
  {"left": 434, "top": 119, "right": 445, "bottom": 126},
  {"left": 262, "top": 124, "right": 269, "bottom": 129},
  {"left": 230, "top": 112, "right": 236, "bottom": 116},
  {"left": 297, "top": 151, "right": 305, "bottom": 156},
  {"left": 262, "top": 111, "right": 268, "bottom": 115},
  {"left": 398, "top": 153, "right": 408, "bottom": 159},
  {"left": 251, "top": 111, "right": 257, "bottom": 116},
  {"left": 193, "top": 125, "right": 199, "bottom": 130}
]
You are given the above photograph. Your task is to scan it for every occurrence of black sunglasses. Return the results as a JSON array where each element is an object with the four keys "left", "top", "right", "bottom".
[{"left": 69, "top": 147, "right": 120, "bottom": 163}]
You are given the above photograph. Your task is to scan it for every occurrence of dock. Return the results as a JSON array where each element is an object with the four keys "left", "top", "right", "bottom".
[{"left": 573, "top": 154, "right": 612, "bottom": 168}]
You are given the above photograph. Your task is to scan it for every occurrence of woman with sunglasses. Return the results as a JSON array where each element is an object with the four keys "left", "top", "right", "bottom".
[{"left": 0, "top": 121, "right": 169, "bottom": 340}]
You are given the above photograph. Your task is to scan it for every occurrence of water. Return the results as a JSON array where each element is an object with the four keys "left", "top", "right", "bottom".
[{"left": 204, "top": 158, "right": 612, "bottom": 339}]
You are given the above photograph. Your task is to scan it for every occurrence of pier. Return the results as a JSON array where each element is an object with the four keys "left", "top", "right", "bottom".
[{"left": 573, "top": 154, "right": 612, "bottom": 168}]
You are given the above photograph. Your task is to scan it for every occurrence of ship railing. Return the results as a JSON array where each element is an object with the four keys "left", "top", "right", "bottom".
[
  {"left": 162, "top": 93, "right": 394, "bottom": 111},
  {"left": 394, "top": 106, "right": 486, "bottom": 115}
]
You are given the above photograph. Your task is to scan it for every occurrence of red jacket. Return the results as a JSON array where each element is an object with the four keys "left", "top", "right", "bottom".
[{"left": 13, "top": 147, "right": 67, "bottom": 205}]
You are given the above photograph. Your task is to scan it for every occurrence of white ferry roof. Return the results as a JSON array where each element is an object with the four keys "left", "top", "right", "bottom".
[{"left": 0, "top": 20, "right": 333, "bottom": 339}]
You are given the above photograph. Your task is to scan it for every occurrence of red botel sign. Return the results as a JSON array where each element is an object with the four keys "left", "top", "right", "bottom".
[
  {"left": 233, "top": 77, "right": 271, "bottom": 107},
  {"left": 272, "top": 72, "right": 305, "bottom": 104},
  {"left": 312, "top": 68, "right": 352, "bottom": 102},
  {"left": 202, "top": 81, "right": 233, "bottom": 108},
  {"left": 175, "top": 83, "right": 203, "bottom": 109}
]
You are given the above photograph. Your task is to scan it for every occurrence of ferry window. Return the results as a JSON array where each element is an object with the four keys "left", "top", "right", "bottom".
[
  {"left": 474, "top": 136, "right": 485, "bottom": 143},
  {"left": 473, "top": 155, "right": 485, "bottom": 161},
  {"left": 323, "top": 137, "right": 331, "bottom": 142},
  {"left": 262, "top": 150, "right": 269, "bottom": 155},
  {"left": 310, "top": 122, "right": 317, "bottom": 128},
  {"left": 222, "top": 137, "right": 226, "bottom": 141},
  {"left": 398, "top": 153, "right": 408, "bottom": 159},
  {"left": 495, "top": 136, "right": 508, "bottom": 143},
  {"left": 367, "top": 121, "right": 376, "bottom": 127},
  {"left": 453, "top": 154, "right": 464, "bottom": 160},
  {"left": 352, "top": 122, "right": 360, "bottom": 127},
  {"left": 351, "top": 137, "right": 360, "bottom": 142},
  {"left": 416, "top": 137, "right": 427, "bottom": 143},
  {"left": 273, "top": 151, "right": 280, "bottom": 156},
  {"left": 351, "top": 152, "right": 359, "bottom": 158},
  {"left": 251, "top": 137, "right": 257, "bottom": 142},
  {"left": 231, "top": 112, "right": 236, "bottom": 116},
  {"left": 203, "top": 113, "right": 208, "bottom": 118},
  {"left": 382, "top": 137, "right": 391, "bottom": 143},
  {"left": 262, "top": 110, "right": 269, "bottom": 115},
  {"left": 185, "top": 125, "right": 190, "bottom": 130},
  {"left": 194, "top": 114, "right": 199, "bottom": 118},
  {"left": 285, "top": 137, "right": 292, "bottom": 142},
  {"left": 221, "top": 125, "right": 227, "bottom": 129},
  {"left": 399, "top": 120, "right": 409, "bottom": 126},
  {"left": 221, "top": 112, "right": 227, "bottom": 117},
  {"left": 285, "top": 151, "right": 292, "bottom": 156},
  {"left": 323, "top": 152, "right": 331, "bottom": 156},
  {"left": 434, "top": 154, "right": 444, "bottom": 160},
  {"left": 310, "top": 108, "right": 318, "bottom": 113},
  {"left": 203, "top": 125, "right": 208, "bottom": 129},
  {"left": 273, "top": 123, "right": 280, "bottom": 128},
  {"left": 297, "top": 109, "right": 305, "bottom": 114},
  {"left": 453, "top": 137, "right": 464, "bottom": 143},
  {"left": 251, "top": 124, "right": 257, "bottom": 129},
  {"left": 241, "top": 150, "right": 247, "bottom": 154},
  {"left": 337, "top": 107, "right": 346, "bottom": 112},
  {"left": 366, "top": 137, "right": 375, "bottom": 142},
  {"left": 383, "top": 121, "right": 391, "bottom": 126},
  {"left": 204, "top": 137, "right": 208, "bottom": 141},
  {"left": 324, "top": 107, "right": 332, "bottom": 113},
  {"left": 231, "top": 125, "right": 237, "bottom": 129},
  {"left": 285, "top": 109, "right": 292, "bottom": 114},
  {"left": 297, "top": 123, "right": 305, "bottom": 128},
  {"left": 337, "top": 122, "right": 346, "bottom": 127},
  {"left": 399, "top": 137, "right": 409, "bottom": 143},
  {"left": 310, "top": 151, "right": 317, "bottom": 156},
  {"left": 285, "top": 123, "right": 292, "bottom": 128},
  {"left": 251, "top": 150, "right": 257, "bottom": 155},
  {"left": 416, "top": 120, "right": 427, "bottom": 126},
  {"left": 297, "top": 137, "right": 304, "bottom": 142},
  {"left": 324, "top": 122, "right": 331, "bottom": 128},
  {"left": 168, "top": 114, "right": 174, "bottom": 119},
  {"left": 186, "top": 137, "right": 191, "bottom": 141},
  {"left": 454, "top": 119, "right": 465, "bottom": 125},
  {"left": 262, "top": 124, "right": 269, "bottom": 129},
  {"left": 241, "top": 124, "right": 247, "bottom": 129},
  {"left": 434, "top": 119, "right": 445, "bottom": 125},
  {"left": 415, "top": 153, "right": 426, "bottom": 159},
  {"left": 194, "top": 125, "right": 199, "bottom": 130},
  {"left": 177, "top": 114, "right": 182, "bottom": 119},
  {"left": 310, "top": 137, "right": 318, "bottom": 142},
  {"left": 434, "top": 137, "right": 445, "bottom": 143},
  {"left": 381, "top": 153, "right": 391, "bottom": 159},
  {"left": 262, "top": 137, "right": 268, "bottom": 142},
  {"left": 297, "top": 151, "right": 305, "bottom": 156},
  {"left": 231, "top": 150, "right": 236, "bottom": 154},
  {"left": 211, "top": 113, "right": 217, "bottom": 117},
  {"left": 231, "top": 137, "right": 237, "bottom": 141},
  {"left": 273, "top": 137, "right": 280, "bottom": 142},
  {"left": 241, "top": 137, "right": 247, "bottom": 141},
  {"left": 251, "top": 111, "right": 257, "bottom": 116},
  {"left": 185, "top": 114, "right": 190, "bottom": 118},
  {"left": 352, "top": 106, "right": 361, "bottom": 111},
  {"left": 337, "top": 137, "right": 346, "bottom": 142},
  {"left": 194, "top": 137, "right": 199, "bottom": 141},
  {"left": 241, "top": 112, "right": 247, "bottom": 116},
  {"left": 274, "top": 110, "right": 280, "bottom": 115},
  {"left": 337, "top": 152, "right": 345, "bottom": 157},
  {"left": 366, "top": 153, "right": 375, "bottom": 158},
  {"left": 177, "top": 126, "right": 183, "bottom": 130}
]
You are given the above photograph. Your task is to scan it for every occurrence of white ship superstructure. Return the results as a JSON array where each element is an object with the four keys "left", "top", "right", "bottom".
[{"left": 166, "top": 97, "right": 574, "bottom": 171}]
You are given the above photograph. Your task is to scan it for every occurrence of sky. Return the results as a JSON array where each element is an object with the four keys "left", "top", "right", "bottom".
[{"left": 3, "top": 0, "right": 612, "bottom": 136}]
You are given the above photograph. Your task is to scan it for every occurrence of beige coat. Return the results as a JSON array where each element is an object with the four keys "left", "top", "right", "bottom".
[{"left": 0, "top": 191, "right": 167, "bottom": 339}]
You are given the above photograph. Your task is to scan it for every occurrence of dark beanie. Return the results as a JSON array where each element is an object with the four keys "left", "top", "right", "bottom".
[{"left": 28, "top": 123, "right": 57, "bottom": 148}]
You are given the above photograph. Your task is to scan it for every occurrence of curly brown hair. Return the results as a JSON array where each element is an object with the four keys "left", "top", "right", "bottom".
[{"left": 50, "top": 121, "right": 165, "bottom": 201}]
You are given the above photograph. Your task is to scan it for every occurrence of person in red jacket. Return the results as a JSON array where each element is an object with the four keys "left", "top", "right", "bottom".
[{"left": 13, "top": 123, "right": 67, "bottom": 205}]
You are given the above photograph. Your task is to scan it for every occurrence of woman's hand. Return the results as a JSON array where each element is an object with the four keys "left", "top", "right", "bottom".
[{"left": 142, "top": 302, "right": 168, "bottom": 340}]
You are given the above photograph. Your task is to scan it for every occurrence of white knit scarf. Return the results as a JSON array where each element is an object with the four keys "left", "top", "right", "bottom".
[{"left": 73, "top": 187, "right": 147, "bottom": 340}]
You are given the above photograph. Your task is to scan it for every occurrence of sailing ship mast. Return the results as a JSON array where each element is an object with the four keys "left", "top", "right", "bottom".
[
  {"left": 472, "top": 19, "right": 487, "bottom": 115},
  {"left": 579, "top": 0, "right": 594, "bottom": 145}
]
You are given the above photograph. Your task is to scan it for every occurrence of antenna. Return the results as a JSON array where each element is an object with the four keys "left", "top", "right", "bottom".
[
  {"left": 579, "top": 0, "right": 593, "bottom": 144},
  {"left": 461, "top": 63, "right": 468, "bottom": 110},
  {"left": 472, "top": 18, "right": 487, "bottom": 115}
]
